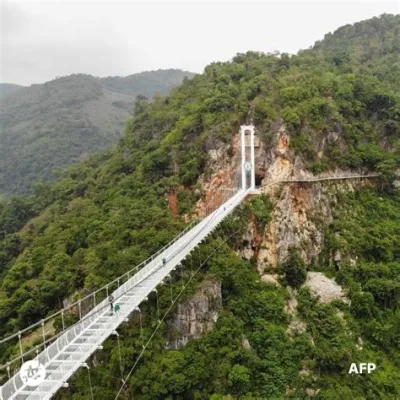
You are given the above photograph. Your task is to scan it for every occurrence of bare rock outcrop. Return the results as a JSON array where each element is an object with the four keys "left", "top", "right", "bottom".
[
  {"left": 303, "top": 272, "right": 349, "bottom": 304},
  {"left": 166, "top": 278, "right": 222, "bottom": 349},
  {"left": 285, "top": 290, "right": 307, "bottom": 337},
  {"left": 195, "top": 122, "right": 374, "bottom": 273},
  {"left": 261, "top": 273, "right": 280, "bottom": 286}
]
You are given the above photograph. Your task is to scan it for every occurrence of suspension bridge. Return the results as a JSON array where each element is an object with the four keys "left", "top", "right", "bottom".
[
  {"left": 0, "top": 124, "right": 380, "bottom": 399},
  {"left": 0, "top": 125, "right": 257, "bottom": 400}
]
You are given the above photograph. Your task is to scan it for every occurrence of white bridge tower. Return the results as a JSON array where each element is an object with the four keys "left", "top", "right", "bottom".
[{"left": 240, "top": 125, "right": 256, "bottom": 190}]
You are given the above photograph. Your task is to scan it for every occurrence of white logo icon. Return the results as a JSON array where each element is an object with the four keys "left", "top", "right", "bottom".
[{"left": 20, "top": 360, "right": 46, "bottom": 386}]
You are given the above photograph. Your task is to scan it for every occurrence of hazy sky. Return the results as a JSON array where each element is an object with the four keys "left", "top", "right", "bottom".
[{"left": 1, "top": 0, "right": 399, "bottom": 86}]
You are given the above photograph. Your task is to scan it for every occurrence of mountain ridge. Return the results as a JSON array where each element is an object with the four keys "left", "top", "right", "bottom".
[
  {"left": 0, "top": 83, "right": 23, "bottom": 99},
  {"left": 0, "top": 69, "right": 195, "bottom": 195}
]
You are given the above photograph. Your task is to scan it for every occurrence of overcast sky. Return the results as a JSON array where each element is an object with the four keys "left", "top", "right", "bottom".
[{"left": 1, "top": 0, "right": 399, "bottom": 86}]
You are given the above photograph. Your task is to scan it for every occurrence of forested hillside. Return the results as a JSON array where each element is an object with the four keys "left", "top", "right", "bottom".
[
  {"left": 0, "top": 69, "right": 194, "bottom": 195},
  {"left": 0, "top": 14, "right": 399, "bottom": 399},
  {"left": 101, "top": 69, "right": 195, "bottom": 97}
]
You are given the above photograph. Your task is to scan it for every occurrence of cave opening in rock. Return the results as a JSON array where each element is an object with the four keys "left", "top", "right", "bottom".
[{"left": 255, "top": 174, "right": 263, "bottom": 187}]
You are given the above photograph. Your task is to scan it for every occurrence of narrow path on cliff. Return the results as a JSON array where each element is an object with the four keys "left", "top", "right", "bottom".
[{"left": 258, "top": 173, "right": 380, "bottom": 189}]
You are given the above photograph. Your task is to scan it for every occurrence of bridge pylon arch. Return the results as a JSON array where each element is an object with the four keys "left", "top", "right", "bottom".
[{"left": 240, "top": 124, "right": 256, "bottom": 190}]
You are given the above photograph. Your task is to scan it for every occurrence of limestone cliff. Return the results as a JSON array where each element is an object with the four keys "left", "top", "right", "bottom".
[
  {"left": 166, "top": 278, "right": 222, "bottom": 349},
  {"left": 198, "top": 123, "right": 375, "bottom": 271},
  {"left": 168, "top": 123, "right": 373, "bottom": 350}
]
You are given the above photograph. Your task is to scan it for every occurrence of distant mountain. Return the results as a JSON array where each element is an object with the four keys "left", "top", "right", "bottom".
[
  {"left": 0, "top": 83, "right": 23, "bottom": 98},
  {"left": 0, "top": 69, "right": 195, "bottom": 195},
  {"left": 101, "top": 69, "right": 195, "bottom": 97}
]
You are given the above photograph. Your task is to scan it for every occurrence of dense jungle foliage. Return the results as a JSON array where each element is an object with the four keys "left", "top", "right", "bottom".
[
  {"left": 0, "top": 13, "right": 399, "bottom": 399},
  {"left": 0, "top": 69, "right": 193, "bottom": 195},
  {"left": 54, "top": 187, "right": 399, "bottom": 400}
]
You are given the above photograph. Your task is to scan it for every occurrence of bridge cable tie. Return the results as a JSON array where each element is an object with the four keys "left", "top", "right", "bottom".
[
  {"left": 87, "top": 365, "right": 94, "bottom": 400},
  {"left": 117, "top": 335, "right": 124, "bottom": 381},
  {"left": 156, "top": 290, "right": 160, "bottom": 322},
  {"left": 139, "top": 311, "right": 144, "bottom": 347},
  {"left": 169, "top": 277, "right": 173, "bottom": 305}
]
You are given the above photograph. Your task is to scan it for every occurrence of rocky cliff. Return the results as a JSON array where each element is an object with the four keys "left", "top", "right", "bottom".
[
  {"left": 197, "top": 124, "right": 376, "bottom": 272},
  {"left": 166, "top": 278, "right": 222, "bottom": 349}
]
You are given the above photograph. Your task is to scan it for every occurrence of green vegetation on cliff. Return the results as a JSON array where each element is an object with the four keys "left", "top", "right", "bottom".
[{"left": 54, "top": 188, "right": 399, "bottom": 400}]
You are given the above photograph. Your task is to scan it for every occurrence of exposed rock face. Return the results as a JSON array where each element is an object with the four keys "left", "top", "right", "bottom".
[
  {"left": 166, "top": 279, "right": 222, "bottom": 349},
  {"left": 285, "top": 290, "right": 307, "bottom": 337},
  {"left": 303, "top": 272, "right": 349, "bottom": 304},
  {"left": 195, "top": 134, "right": 242, "bottom": 218},
  {"left": 254, "top": 125, "right": 374, "bottom": 270},
  {"left": 167, "top": 191, "right": 179, "bottom": 216},
  {"left": 306, "top": 388, "right": 321, "bottom": 397},
  {"left": 259, "top": 181, "right": 337, "bottom": 268},
  {"left": 241, "top": 337, "right": 251, "bottom": 350},
  {"left": 239, "top": 213, "right": 263, "bottom": 261},
  {"left": 256, "top": 124, "right": 361, "bottom": 269},
  {"left": 197, "top": 123, "right": 375, "bottom": 272},
  {"left": 261, "top": 273, "right": 280, "bottom": 286}
]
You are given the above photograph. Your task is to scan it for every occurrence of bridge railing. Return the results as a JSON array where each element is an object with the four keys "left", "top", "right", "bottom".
[
  {"left": 0, "top": 218, "right": 202, "bottom": 377},
  {"left": 0, "top": 184, "right": 239, "bottom": 381},
  {"left": 1, "top": 187, "right": 247, "bottom": 399}
]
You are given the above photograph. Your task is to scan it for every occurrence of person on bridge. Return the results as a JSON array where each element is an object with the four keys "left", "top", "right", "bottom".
[
  {"left": 108, "top": 295, "right": 114, "bottom": 312},
  {"left": 114, "top": 303, "right": 120, "bottom": 315},
  {"left": 162, "top": 258, "right": 167, "bottom": 266}
]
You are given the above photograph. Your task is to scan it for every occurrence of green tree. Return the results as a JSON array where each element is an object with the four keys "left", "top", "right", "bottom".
[
  {"left": 283, "top": 248, "right": 307, "bottom": 288},
  {"left": 228, "top": 364, "right": 251, "bottom": 394}
]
